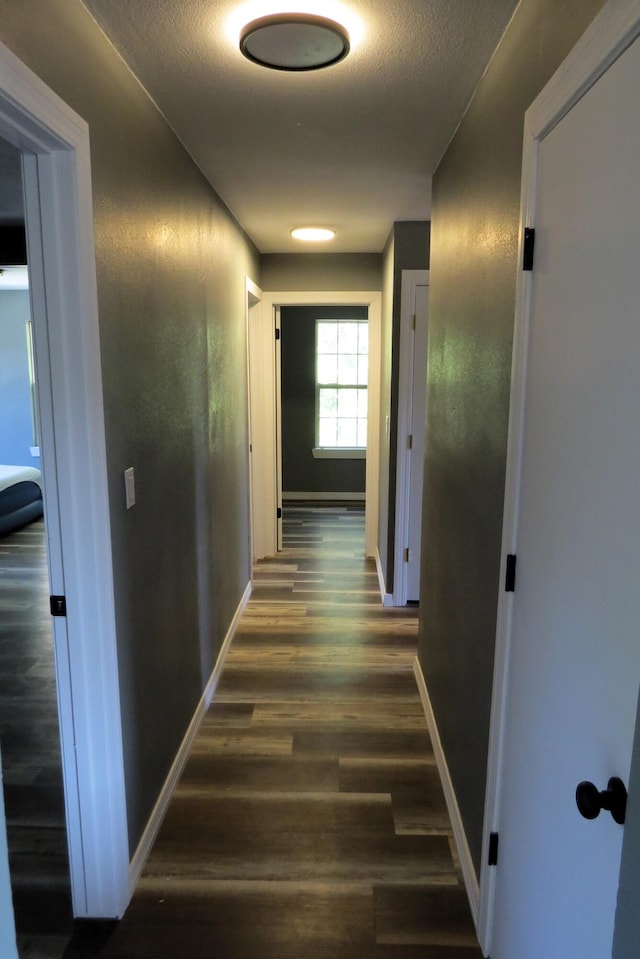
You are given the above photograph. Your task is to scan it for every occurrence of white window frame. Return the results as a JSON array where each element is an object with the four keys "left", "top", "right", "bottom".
[{"left": 313, "top": 318, "right": 368, "bottom": 459}]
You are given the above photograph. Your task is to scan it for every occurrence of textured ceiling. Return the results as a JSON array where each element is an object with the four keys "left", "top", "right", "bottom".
[{"left": 80, "top": 1, "right": 518, "bottom": 253}]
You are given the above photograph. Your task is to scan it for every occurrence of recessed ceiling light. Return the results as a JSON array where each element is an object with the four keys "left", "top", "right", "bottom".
[
  {"left": 291, "top": 227, "right": 336, "bottom": 242},
  {"left": 240, "top": 13, "right": 350, "bottom": 71}
]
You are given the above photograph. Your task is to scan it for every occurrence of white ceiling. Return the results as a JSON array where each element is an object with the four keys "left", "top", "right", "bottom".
[{"left": 82, "top": 0, "right": 519, "bottom": 253}]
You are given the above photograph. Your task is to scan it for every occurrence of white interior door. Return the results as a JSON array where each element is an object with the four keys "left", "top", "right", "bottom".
[
  {"left": 274, "top": 306, "right": 283, "bottom": 550},
  {"left": 490, "top": 28, "right": 640, "bottom": 959},
  {"left": 246, "top": 281, "right": 264, "bottom": 562},
  {"left": 394, "top": 271, "right": 429, "bottom": 606},
  {"left": 406, "top": 281, "right": 429, "bottom": 602}
]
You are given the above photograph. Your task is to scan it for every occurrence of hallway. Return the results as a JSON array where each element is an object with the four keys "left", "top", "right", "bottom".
[{"left": 73, "top": 504, "right": 481, "bottom": 958}]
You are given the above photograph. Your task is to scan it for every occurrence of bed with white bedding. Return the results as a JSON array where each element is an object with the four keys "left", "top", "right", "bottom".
[{"left": 0, "top": 465, "right": 43, "bottom": 536}]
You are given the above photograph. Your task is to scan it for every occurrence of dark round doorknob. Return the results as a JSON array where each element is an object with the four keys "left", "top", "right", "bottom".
[{"left": 576, "top": 777, "right": 627, "bottom": 825}]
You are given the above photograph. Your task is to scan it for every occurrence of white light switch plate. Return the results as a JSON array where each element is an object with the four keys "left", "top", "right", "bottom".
[{"left": 124, "top": 467, "right": 135, "bottom": 509}]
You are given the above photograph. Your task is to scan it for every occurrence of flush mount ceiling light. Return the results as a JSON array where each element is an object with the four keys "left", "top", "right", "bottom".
[
  {"left": 239, "top": 13, "right": 350, "bottom": 71},
  {"left": 291, "top": 227, "right": 336, "bottom": 242}
]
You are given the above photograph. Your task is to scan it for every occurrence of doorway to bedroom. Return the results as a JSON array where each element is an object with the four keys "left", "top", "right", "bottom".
[
  {"left": 0, "top": 135, "right": 72, "bottom": 955},
  {"left": 279, "top": 305, "right": 368, "bottom": 520}
]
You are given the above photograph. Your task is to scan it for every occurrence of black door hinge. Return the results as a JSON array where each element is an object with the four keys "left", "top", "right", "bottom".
[
  {"left": 277, "top": 507, "right": 282, "bottom": 519},
  {"left": 488, "top": 831, "right": 499, "bottom": 866},
  {"left": 523, "top": 227, "right": 535, "bottom": 271},
  {"left": 505, "top": 554, "right": 517, "bottom": 593},
  {"left": 275, "top": 328, "right": 281, "bottom": 340},
  {"left": 50, "top": 595, "right": 67, "bottom": 617}
]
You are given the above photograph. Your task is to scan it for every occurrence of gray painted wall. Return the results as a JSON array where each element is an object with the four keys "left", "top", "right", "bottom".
[
  {"left": 418, "top": 0, "right": 606, "bottom": 874},
  {"left": 0, "top": 0, "right": 260, "bottom": 852},
  {"left": 378, "top": 222, "right": 430, "bottom": 594},
  {"left": 0, "top": 291, "right": 39, "bottom": 468},
  {"left": 262, "top": 253, "right": 382, "bottom": 292},
  {"left": 281, "top": 305, "right": 367, "bottom": 496}
]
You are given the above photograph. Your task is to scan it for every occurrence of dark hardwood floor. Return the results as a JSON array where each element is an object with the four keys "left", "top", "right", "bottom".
[
  {"left": 69, "top": 504, "right": 482, "bottom": 958},
  {"left": 1, "top": 507, "right": 482, "bottom": 957},
  {"left": 0, "top": 519, "right": 73, "bottom": 959}
]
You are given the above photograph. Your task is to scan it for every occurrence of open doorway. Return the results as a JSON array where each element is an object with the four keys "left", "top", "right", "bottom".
[
  {"left": 279, "top": 305, "right": 367, "bottom": 535},
  {"left": 0, "top": 44, "right": 129, "bottom": 946},
  {"left": 0, "top": 137, "right": 72, "bottom": 951},
  {"left": 251, "top": 290, "right": 381, "bottom": 562}
]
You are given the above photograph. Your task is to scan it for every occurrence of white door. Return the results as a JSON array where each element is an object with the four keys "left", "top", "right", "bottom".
[
  {"left": 274, "top": 306, "right": 283, "bottom": 550},
  {"left": 406, "top": 281, "right": 429, "bottom": 602},
  {"left": 490, "top": 28, "right": 640, "bottom": 959},
  {"left": 246, "top": 281, "right": 264, "bottom": 561}
]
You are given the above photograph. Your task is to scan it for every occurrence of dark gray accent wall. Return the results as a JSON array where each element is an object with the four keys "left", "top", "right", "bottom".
[
  {"left": 418, "top": 0, "right": 606, "bottom": 874},
  {"left": 262, "top": 253, "right": 382, "bottom": 292},
  {"left": 378, "top": 222, "right": 430, "bottom": 593},
  {"left": 281, "top": 306, "right": 367, "bottom": 496},
  {"left": 0, "top": 0, "right": 260, "bottom": 853}
]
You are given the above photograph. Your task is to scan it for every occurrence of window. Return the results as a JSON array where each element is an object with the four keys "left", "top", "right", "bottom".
[{"left": 315, "top": 320, "right": 368, "bottom": 454}]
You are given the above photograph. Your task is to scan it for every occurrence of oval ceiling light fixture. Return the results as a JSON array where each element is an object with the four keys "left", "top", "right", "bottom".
[
  {"left": 240, "top": 13, "right": 350, "bottom": 71},
  {"left": 291, "top": 227, "right": 336, "bottom": 242},
  {"left": 226, "top": 3, "right": 364, "bottom": 54}
]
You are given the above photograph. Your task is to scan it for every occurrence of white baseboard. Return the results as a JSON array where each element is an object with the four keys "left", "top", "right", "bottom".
[
  {"left": 128, "top": 580, "right": 252, "bottom": 891},
  {"left": 375, "top": 547, "right": 395, "bottom": 606},
  {"left": 283, "top": 491, "right": 365, "bottom": 502},
  {"left": 413, "top": 656, "right": 480, "bottom": 927}
]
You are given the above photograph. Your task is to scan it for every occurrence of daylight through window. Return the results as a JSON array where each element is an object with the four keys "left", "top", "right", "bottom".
[{"left": 316, "top": 320, "right": 368, "bottom": 448}]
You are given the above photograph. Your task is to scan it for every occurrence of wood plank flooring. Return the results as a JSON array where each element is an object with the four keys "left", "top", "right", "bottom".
[
  {"left": 81, "top": 505, "right": 482, "bottom": 959},
  {"left": 0, "top": 520, "right": 73, "bottom": 959}
]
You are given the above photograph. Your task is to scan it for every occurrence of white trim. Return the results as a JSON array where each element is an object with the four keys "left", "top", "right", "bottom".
[
  {"left": 128, "top": 580, "right": 252, "bottom": 891},
  {"left": 274, "top": 306, "right": 283, "bottom": 551},
  {"left": 261, "top": 291, "right": 382, "bottom": 558},
  {"left": 283, "top": 491, "right": 366, "bottom": 502},
  {"left": 0, "top": 41, "right": 129, "bottom": 918},
  {"left": 393, "top": 270, "right": 429, "bottom": 606},
  {"left": 375, "top": 547, "right": 394, "bottom": 607},
  {"left": 413, "top": 657, "right": 480, "bottom": 926},
  {"left": 312, "top": 447, "right": 366, "bottom": 460},
  {"left": 0, "top": 746, "right": 18, "bottom": 959},
  {"left": 479, "top": 2, "right": 640, "bottom": 954},
  {"left": 246, "top": 276, "right": 261, "bottom": 302},
  {"left": 246, "top": 277, "right": 263, "bottom": 561}
]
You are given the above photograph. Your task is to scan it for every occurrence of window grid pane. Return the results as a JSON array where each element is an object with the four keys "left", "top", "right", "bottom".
[{"left": 316, "top": 319, "right": 368, "bottom": 449}]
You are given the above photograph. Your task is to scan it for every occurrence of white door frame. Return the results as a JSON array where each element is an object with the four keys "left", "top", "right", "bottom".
[
  {"left": 0, "top": 744, "right": 17, "bottom": 959},
  {"left": 258, "top": 291, "right": 381, "bottom": 558},
  {"left": 0, "top": 42, "right": 129, "bottom": 919},
  {"left": 245, "top": 277, "right": 263, "bottom": 562},
  {"left": 478, "top": 2, "right": 640, "bottom": 953},
  {"left": 393, "top": 269, "right": 429, "bottom": 606},
  {"left": 274, "top": 306, "right": 283, "bottom": 550}
]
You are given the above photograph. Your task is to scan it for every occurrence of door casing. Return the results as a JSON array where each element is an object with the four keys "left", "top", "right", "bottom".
[
  {"left": 256, "top": 291, "right": 382, "bottom": 558},
  {"left": 393, "top": 269, "right": 429, "bottom": 605},
  {"left": 0, "top": 40, "right": 129, "bottom": 922},
  {"left": 245, "top": 277, "right": 264, "bottom": 561}
]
